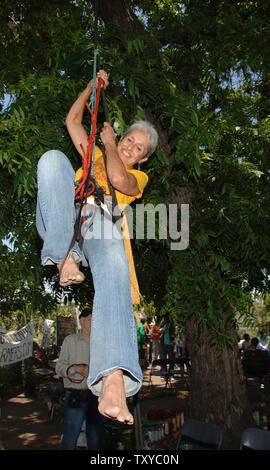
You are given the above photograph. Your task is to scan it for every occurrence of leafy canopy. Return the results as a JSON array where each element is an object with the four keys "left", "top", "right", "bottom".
[{"left": 0, "top": 1, "right": 269, "bottom": 345}]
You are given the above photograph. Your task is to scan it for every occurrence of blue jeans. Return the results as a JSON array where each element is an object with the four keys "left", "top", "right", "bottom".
[
  {"left": 62, "top": 390, "right": 104, "bottom": 450},
  {"left": 36, "top": 150, "right": 143, "bottom": 397}
]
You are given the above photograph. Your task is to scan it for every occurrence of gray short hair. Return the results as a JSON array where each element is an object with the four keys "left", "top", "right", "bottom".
[{"left": 123, "top": 120, "right": 158, "bottom": 157}]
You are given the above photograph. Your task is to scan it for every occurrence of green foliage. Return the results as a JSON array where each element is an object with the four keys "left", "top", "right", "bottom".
[{"left": 0, "top": 0, "right": 269, "bottom": 351}]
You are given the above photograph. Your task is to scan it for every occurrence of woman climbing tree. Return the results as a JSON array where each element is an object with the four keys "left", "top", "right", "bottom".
[{"left": 36, "top": 69, "right": 158, "bottom": 424}]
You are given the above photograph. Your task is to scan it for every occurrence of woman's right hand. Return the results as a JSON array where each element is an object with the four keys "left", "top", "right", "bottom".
[{"left": 100, "top": 121, "right": 116, "bottom": 148}]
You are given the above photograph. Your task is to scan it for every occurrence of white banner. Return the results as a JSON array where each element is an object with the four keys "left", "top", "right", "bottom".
[
  {"left": 0, "top": 321, "right": 34, "bottom": 367},
  {"left": 41, "top": 319, "right": 54, "bottom": 349}
]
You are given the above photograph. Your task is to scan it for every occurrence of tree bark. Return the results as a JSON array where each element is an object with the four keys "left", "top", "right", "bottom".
[
  {"left": 89, "top": 0, "right": 143, "bottom": 34},
  {"left": 186, "top": 318, "right": 253, "bottom": 448}
]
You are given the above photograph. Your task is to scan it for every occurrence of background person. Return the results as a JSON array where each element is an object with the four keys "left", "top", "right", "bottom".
[
  {"left": 55, "top": 308, "right": 104, "bottom": 450},
  {"left": 136, "top": 317, "right": 147, "bottom": 368},
  {"left": 238, "top": 333, "right": 251, "bottom": 354},
  {"left": 159, "top": 318, "right": 176, "bottom": 371},
  {"left": 149, "top": 318, "right": 161, "bottom": 362},
  {"left": 257, "top": 331, "right": 270, "bottom": 356},
  {"left": 242, "top": 337, "right": 270, "bottom": 377}
]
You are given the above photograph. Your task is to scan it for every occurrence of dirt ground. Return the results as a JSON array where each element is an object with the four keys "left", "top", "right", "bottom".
[
  {"left": 1, "top": 365, "right": 268, "bottom": 452},
  {"left": 0, "top": 366, "right": 188, "bottom": 451}
]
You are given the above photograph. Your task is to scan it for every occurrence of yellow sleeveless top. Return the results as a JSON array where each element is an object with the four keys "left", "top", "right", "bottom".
[{"left": 75, "top": 146, "right": 148, "bottom": 305}]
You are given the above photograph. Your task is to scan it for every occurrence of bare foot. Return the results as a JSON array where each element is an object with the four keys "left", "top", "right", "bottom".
[
  {"left": 57, "top": 256, "right": 85, "bottom": 287},
  {"left": 98, "top": 370, "right": 134, "bottom": 425}
]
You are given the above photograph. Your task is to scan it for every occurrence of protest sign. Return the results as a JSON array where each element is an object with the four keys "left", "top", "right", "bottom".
[
  {"left": 41, "top": 319, "right": 54, "bottom": 349},
  {"left": 0, "top": 321, "right": 34, "bottom": 367},
  {"left": 56, "top": 316, "right": 76, "bottom": 346}
]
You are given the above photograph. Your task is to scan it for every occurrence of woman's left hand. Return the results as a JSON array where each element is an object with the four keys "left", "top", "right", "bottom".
[
  {"left": 90, "top": 69, "right": 109, "bottom": 90},
  {"left": 100, "top": 121, "right": 116, "bottom": 148}
]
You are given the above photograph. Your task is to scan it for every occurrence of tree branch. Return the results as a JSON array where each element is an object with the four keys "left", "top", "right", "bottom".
[{"left": 88, "top": 0, "right": 143, "bottom": 34}]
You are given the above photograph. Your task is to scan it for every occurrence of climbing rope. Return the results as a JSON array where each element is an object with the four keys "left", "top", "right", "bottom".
[
  {"left": 58, "top": 1, "right": 106, "bottom": 277},
  {"left": 74, "top": 0, "right": 105, "bottom": 205},
  {"left": 74, "top": 73, "right": 104, "bottom": 203},
  {"left": 59, "top": 0, "right": 123, "bottom": 279}
]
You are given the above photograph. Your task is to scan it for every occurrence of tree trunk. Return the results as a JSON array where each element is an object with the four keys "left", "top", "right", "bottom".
[
  {"left": 89, "top": 0, "right": 143, "bottom": 34},
  {"left": 186, "top": 318, "right": 253, "bottom": 449}
]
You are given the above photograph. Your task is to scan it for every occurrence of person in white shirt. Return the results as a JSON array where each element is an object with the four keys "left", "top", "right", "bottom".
[
  {"left": 56, "top": 308, "right": 104, "bottom": 450},
  {"left": 257, "top": 331, "right": 270, "bottom": 356},
  {"left": 238, "top": 334, "right": 251, "bottom": 352}
]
